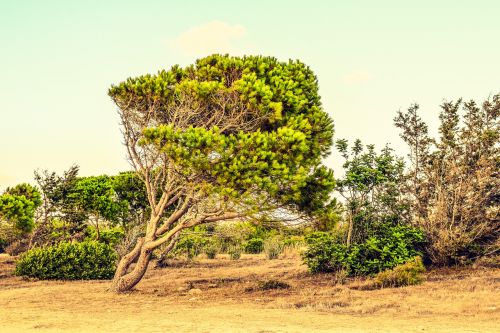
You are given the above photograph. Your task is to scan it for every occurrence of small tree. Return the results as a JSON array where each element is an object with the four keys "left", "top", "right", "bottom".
[
  {"left": 30, "top": 166, "right": 85, "bottom": 247},
  {"left": 108, "top": 55, "right": 335, "bottom": 292},
  {"left": 335, "top": 139, "right": 409, "bottom": 245},
  {"left": 69, "top": 175, "right": 126, "bottom": 240},
  {"left": 0, "top": 184, "right": 42, "bottom": 251}
]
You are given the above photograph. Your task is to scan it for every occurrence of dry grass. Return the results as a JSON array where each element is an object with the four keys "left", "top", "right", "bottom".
[{"left": 0, "top": 253, "right": 499, "bottom": 332}]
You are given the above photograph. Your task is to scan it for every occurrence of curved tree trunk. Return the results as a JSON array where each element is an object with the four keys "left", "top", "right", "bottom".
[{"left": 111, "top": 237, "right": 152, "bottom": 293}]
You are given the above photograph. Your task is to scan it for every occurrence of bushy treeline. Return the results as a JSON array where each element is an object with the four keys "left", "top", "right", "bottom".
[
  {"left": 156, "top": 221, "right": 305, "bottom": 265},
  {"left": 302, "top": 93, "right": 499, "bottom": 276},
  {"left": 1, "top": 93, "right": 497, "bottom": 281}
]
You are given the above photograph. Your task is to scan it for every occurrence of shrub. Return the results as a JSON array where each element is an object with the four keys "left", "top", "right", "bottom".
[
  {"left": 303, "top": 226, "right": 425, "bottom": 275},
  {"left": 256, "top": 279, "right": 290, "bottom": 290},
  {"left": 15, "top": 241, "right": 117, "bottom": 280},
  {"left": 174, "top": 233, "right": 207, "bottom": 260},
  {"left": 227, "top": 246, "right": 242, "bottom": 260},
  {"left": 264, "top": 237, "right": 284, "bottom": 259},
  {"left": 244, "top": 238, "right": 264, "bottom": 254},
  {"left": 373, "top": 256, "right": 425, "bottom": 288},
  {"left": 204, "top": 241, "right": 219, "bottom": 259}
]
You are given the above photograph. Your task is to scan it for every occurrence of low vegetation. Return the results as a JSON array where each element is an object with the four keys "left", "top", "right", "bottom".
[
  {"left": 373, "top": 256, "right": 426, "bottom": 288},
  {"left": 15, "top": 241, "right": 117, "bottom": 280}
]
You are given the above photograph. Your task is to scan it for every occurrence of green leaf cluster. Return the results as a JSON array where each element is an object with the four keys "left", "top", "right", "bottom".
[
  {"left": 0, "top": 184, "right": 42, "bottom": 233},
  {"left": 110, "top": 55, "right": 335, "bottom": 215}
]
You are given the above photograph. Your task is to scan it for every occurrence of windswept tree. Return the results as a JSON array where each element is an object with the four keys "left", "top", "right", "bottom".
[{"left": 108, "top": 55, "right": 335, "bottom": 292}]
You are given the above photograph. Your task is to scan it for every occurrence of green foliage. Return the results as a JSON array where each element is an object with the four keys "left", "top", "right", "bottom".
[
  {"left": 173, "top": 233, "right": 208, "bottom": 260},
  {"left": 0, "top": 194, "right": 37, "bottom": 233},
  {"left": 264, "top": 237, "right": 284, "bottom": 259},
  {"left": 15, "top": 241, "right": 117, "bottom": 280},
  {"left": 204, "top": 241, "right": 219, "bottom": 259},
  {"left": 69, "top": 175, "right": 126, "bottom": 225},
  {"left": 85, "top": 226, "right": 124, "bottom": 247},
  {"left": 111, "top": 172, "right": 149, "bottom": 227},
  {"left": 0, "top": 183, "right": 42, "bottom": 237},
  {"left": 109, "top": 54, "right": 336, "bottom": 219},
  {"left": 303, "top": 226, "right": 425, "bottom": 275},
  {"left": 227, "top": 246, "right": 242, "bottom": 260},
  {"left": 335, "top": 140, "right": 409, "bottom": 244},
  {"left": 244, "top": 238, "right": 264, "bottom": 253},
  {"left": 5, "top": 183, "right": 42, "bottom": 208},
  {"left": 373, "top": 256, "right": 426, "bottom": 288}
]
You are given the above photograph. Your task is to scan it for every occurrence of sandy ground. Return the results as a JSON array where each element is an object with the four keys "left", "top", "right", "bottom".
[{"left": 0, "top": 253, "right": 499, "bottom": 333}]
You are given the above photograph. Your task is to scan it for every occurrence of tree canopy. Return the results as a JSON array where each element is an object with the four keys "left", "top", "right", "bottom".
[{"left": 108, "top": 54, "right": 336, "bottom": 292}]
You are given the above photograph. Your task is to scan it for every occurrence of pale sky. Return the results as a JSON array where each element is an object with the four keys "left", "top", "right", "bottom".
[{"left": 1, "top": 0, "right": 499, "bottom": 190}]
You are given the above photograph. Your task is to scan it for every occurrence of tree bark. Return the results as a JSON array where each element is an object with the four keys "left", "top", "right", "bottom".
[{"left": 111, "top": 237, "right": 152, "bottom": 293}]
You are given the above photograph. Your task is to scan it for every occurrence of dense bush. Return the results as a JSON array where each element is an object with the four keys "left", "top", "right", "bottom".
[
  {"left": 244, "top": 238, "right": 264, "bottom": 253},
  {"left": 15, "top": 241, "right": 117, "bottom": 280},
  {"left": 303, "top": 226, "right": 425, "bottom": 275},
  {"left": 373, "top": 256, "right": 425, "bottom": 288}
]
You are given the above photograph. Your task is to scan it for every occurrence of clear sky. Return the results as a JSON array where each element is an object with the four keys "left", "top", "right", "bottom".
[{"left": 1, "top": 0, "right": 499, "bottom": 190}]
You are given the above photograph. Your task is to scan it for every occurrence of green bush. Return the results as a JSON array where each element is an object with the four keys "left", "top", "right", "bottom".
[
  {"left": 374, "top": 256, "right": 426, "bottom": 288},
  {"left": 303, "top": 226, "right": 425, "bottom": 276},
  {"left": 264, "top": 237, "right": 284, "bottom": 260},
  {"left": 227, "top": 246, "right": 242, "bottom": 260},
  {"left": 85, "top": 226, "right": 124, "bottom": 247},
  {"left": 15, "top": 241, "right": 117, "bottom": 280},
  {"left": 174, "top": 233, "right": 207, "bottom": 260},
  {"left": 244, "top": 238, "right": 264, "bottom": 254},
  {"left": 204, "top": 241, "right": 219, "bottom": 259}
]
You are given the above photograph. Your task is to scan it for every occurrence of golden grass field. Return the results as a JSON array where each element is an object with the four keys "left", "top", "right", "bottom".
[{"left": 0, "top": 252, "right": 498, "bottom": 333}]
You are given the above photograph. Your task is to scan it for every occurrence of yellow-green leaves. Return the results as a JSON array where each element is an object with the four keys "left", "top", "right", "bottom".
[{"left": 111, "top": 54, "right": 336, "bottom": 216}]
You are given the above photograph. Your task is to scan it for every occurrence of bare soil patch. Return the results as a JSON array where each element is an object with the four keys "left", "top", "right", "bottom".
[{"left": 0, "top": 253, "right": 498, "bottom": 332}]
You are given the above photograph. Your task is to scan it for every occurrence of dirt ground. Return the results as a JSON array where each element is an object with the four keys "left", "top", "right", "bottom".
[{"left": 0, "top": 253, "right": 498, "bottom": 333}]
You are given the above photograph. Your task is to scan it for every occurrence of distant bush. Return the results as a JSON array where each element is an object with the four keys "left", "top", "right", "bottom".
[
  {"left": 85, "top": 226, "right": 124, "bottom": 247},
  {"left": 227, "top": 246, "right": 242, "bottom": 260},
  {"left": 264, "top": 237, "right": 284, "bottom": 260},
  {"left": 283, "top": 235, "right": 305, "bottom": 247},
  {"left": 173, "top": 233, "right": 207, "bottom": 260},
  {"left": 15, "top": 241, "right": 117, "bottom": 280},
  {"left": 204, "top": 241, "right": 219, "bottom": 259},
  {"left": 373, "top": 256, "right": 425, "bottom": 288},
  {"left": 256, "top": 279, "right": 290, "bottom": 290},
  {"left": 244, "top": 238, "right": 264, "bottom": 254},
  {"left": 303, "top": 226, "right": 425, "bottom": 275}
]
